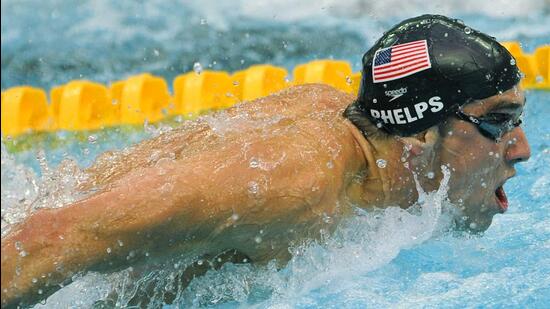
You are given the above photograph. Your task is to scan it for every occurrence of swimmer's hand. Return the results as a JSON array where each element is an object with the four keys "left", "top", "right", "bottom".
[{"left": 1, "top": 123, "right": 347, "bottom": 308}]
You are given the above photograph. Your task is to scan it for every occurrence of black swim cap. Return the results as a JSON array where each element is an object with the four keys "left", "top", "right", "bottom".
[{"left": 356, "top": 14, "right": 521, "bottom": 136}]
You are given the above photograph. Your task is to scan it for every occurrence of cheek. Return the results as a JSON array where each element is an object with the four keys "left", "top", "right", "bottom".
[
  {"left": 441, "top": 124, "right": 501, "bottom": 169},
  {"left": 439, "top": 126, "right": 501, "bottom": 200}
]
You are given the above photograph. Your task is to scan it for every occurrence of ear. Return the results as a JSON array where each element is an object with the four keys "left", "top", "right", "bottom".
[
  {"left": 397, "top": 126, "right": 440, "bottom": 170},
  {"left": 398, "top": 126, "right": 440, "bottom": 156}
]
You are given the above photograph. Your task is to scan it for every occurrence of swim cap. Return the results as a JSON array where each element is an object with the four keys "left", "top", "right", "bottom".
[{"left": 356, "top": 14, "right": 521, "bottom": 136}]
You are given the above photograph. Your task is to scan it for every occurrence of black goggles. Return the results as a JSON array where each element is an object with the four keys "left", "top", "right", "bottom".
[{"left": 455, "top": 110, "right": 523, "bottom": 141}]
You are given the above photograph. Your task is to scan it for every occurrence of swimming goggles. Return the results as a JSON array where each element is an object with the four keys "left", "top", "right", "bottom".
[{"left": 455, "top": 110, "right": 523, "bottom": 141}]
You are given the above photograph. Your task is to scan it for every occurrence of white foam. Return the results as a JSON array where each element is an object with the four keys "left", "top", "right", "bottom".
[
  {"left": 1, "top": 144, "right": 40, "bottom": 235},
  {"left": 1, "top": 143, "right": 88, "bottom": 236},
  {"left": 33, "top": 273, "right": 113, "bottom": 309}
]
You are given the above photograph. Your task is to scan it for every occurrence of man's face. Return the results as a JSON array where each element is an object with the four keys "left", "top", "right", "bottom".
[{"left": 435, "top": 86, "right": 531, "bottom": 232}]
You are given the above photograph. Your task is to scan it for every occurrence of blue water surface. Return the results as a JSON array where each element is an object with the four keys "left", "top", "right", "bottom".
[{"left": 2, "top": 1, "right": 549, "bottom": 308}]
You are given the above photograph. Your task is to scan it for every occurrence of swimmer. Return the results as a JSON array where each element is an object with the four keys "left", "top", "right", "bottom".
[{"left": 1, "top": 14, "right": 530, "bottom": 307}]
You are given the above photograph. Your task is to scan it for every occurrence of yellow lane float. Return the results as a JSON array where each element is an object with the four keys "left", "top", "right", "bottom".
[{"left": 1, "top": 43, "right": 548, "bottom": 137}]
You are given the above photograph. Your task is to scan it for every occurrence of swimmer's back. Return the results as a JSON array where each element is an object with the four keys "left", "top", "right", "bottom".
[
  {"left": 84, "top": 84, "right": 356, "bottom": 190},
  {"left": 233, "top": 83, "right": 355, "bottom": 121}
]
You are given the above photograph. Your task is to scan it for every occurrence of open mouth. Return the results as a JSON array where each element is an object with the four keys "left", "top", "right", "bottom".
[{"left": 495, "top": 186, "right": 509, "bottom": 213}]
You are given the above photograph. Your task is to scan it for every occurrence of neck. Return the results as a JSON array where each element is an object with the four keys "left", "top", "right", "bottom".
[{"left": 344, "top": 120, "right": 419, "bottom": 210}]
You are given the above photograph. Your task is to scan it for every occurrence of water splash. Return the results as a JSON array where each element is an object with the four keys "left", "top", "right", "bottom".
[
  {"left": 193, "top": 62, "right": 203, "bottom": 74},
  {"left": 202, "top": 110, "right": 285, "bottom": 137},
  {"left": 1, "top": 144, "right": 39, "bottom": 235},
  {"left": 1, "top": 143, "right": 88, "bottom": 236}
]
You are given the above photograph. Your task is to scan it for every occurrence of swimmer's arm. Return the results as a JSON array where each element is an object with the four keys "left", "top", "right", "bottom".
[
  {"left": 0, "top": 165, "right": 203, "bottom": 307},
  {"left": 2, "top": 156, "right": 230, "bottom": 307},
  {"left": 1, "top": 135, "right": 335, "bottom": 307}
]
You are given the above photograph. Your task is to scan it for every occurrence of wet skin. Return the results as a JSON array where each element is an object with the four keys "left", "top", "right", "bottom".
[
  {"left": 0, "top": 84, "right": 530, "bottom": 307},
  {"left": 421, "top": 86, "right": 530, "bottom": 231}
]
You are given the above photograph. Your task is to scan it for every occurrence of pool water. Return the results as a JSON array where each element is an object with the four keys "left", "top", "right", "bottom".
[{"left": 2, "top": 1, "right": 549, "bottom": 308}]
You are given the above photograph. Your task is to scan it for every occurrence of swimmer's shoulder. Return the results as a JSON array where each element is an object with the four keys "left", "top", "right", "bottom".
[
  {"left": 253, "top": 84, "right": 358, "bottom": 141},
  {"left": 277, "top": 83, "right": 355, "bottom": 111},
  {"left": 234, "top": 84, "right": 354, "bottom": 123}
]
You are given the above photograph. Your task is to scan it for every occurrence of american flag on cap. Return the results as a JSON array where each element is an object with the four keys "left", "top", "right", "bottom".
[{"left": 372, "top": 40, "right": 431, "bottom": 83}]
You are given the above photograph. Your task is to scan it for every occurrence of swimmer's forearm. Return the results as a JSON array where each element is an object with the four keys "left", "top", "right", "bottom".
[
  {"left": 1, "top": 207, "right": 97, "bottom": 307},
  {"left": 1, "top": 165, "right": 216, "bottom": 307},
  {"left": 0, "top": 201, "right": 171, "bottom": 306}
]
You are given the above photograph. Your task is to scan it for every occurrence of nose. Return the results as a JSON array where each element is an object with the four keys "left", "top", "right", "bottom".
[{"left": 505, "top": 127, "right": 531, "bottom": 164}]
